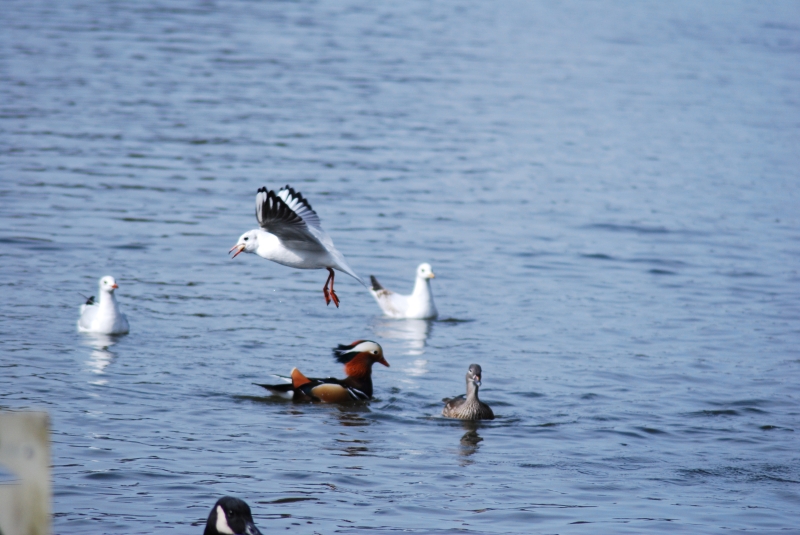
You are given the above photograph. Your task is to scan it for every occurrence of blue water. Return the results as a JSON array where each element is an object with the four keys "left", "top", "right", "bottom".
[{"left": 2, "top": 1, "right": 799, "bottom": 533}]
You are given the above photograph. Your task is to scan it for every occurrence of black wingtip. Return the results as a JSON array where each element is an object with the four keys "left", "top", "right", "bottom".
[
  {"left": 256, "top": 187, "right": 307, "bottom": 228},
  {"left": 279, "top": 184, "right": 314, "bottom": 213},
  {"left": 85, "top": 295, "right": 95, "bottom": 305},
  {"left": 369, "top": 275, "right": 383, "bottom": 291}
]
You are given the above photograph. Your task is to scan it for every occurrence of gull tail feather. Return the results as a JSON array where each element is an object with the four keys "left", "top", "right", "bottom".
[
  {"left": 369, "top": 275, "right": 383, "bottom": 291},
  {"left": 334, "top": 257, "right": 366, "bottom": 287}
]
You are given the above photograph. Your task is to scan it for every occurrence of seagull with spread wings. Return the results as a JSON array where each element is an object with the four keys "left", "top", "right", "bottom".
[{"left": 229, "top": 185, "right": 364, "bottom": 307}]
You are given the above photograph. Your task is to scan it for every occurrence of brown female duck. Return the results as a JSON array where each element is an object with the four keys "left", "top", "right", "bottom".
[{"left": 442, "top": 364, "right": 494, "bottom": 420}]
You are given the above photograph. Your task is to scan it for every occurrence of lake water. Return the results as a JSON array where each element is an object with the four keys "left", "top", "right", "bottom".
[{"left": 2, "top": 1, "right": 799, "bottom": 533}]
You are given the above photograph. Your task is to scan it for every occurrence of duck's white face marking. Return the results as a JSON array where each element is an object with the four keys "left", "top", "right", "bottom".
[
  {"left": 351, "top": 341, "right": 381, "bottom": 355},
  {"left": 215, "top": 505, "right": 235, "bottom": 535},
  {"left": 417, "top": 263, "right": 435, "bottom": 279}
]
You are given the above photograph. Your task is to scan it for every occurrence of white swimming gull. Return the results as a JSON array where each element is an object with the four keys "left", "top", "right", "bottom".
[
  {"left": 77, "top": 276, "right": 130, "bottom": 334},
  {"left": 369, "top": 263, "right": 438, "bottom": 319},
  {"left": 229, "top": 185, "right": 364, "bottom": 307}
]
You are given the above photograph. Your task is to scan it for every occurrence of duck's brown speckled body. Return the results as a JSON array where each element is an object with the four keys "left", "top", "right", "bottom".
[{"left": 442, "top": 364, "right": 494, "bottom": 420}]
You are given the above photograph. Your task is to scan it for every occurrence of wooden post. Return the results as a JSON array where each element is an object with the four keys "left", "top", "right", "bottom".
[{"left": 0, "top": 412, "right": 51, "bottom": 535}]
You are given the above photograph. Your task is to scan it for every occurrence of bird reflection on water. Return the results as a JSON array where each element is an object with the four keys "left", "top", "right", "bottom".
[
  {"left": 79, "top": 333, "right": 120, "bottom": 385},
  {"left": 332, "top": 410, "right": 372, "bottom": 458},
  {"left": 334, "top": 408, "right": 372, "bottom": 428},
  {"left": 457, "top": 421, "right": 484, "bottom": 466},
  {"left": 334, "top": 437, "right": 371, "bottom": 458},
  {"left": 373, "top": 318, "right": 433, "bottom": 380},
  {"left": 372, "top": 318, "right": 432, "bottom": 357}
]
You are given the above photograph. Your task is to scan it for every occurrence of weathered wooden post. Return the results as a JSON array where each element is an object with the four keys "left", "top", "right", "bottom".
[{"left": 0, "top": 412, "right": 51, "bottom": 535}]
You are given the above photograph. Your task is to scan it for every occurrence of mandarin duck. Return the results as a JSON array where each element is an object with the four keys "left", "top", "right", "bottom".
[{"left": 257, "top": 340, "right": 389, "bottom": 403}]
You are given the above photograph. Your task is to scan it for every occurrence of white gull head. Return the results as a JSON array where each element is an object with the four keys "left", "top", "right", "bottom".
[
  {"left": 99, "top": 275, "right": 119, "bottom": 293},
  {"left": 416, "top": 263, "right": 435, "bottom": 280},
  {"left": 230, "top": 229, "right": 259, "bottom": 258}
]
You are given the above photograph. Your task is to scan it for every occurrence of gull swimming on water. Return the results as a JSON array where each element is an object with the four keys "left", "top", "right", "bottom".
[
  {"left": 77, "top": 276, "right": 130, "bottom": 335},
  {"left": 369, "top": 263, "right": 438, "bottom": 319},
  {"left": 229, "top": 185, "right": 364, "bottom": 307}
]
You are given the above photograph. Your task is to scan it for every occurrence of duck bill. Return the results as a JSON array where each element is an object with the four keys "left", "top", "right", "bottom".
[
  {"left": 378, "top": 356, "right": 390, "bottom": 367},
  {"left": 473, "top": 377, "right": 481, "bottom": 387},
  {"left": 244, "top": 521, "right": 263, "bottom": 535},
  {"left": 229, "top": 244, "right": 245, "bottom": 258}
]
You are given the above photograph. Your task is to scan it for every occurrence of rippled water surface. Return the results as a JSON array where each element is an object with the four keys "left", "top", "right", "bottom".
[{"left": 2, "top": 1, "right": 800, "bottom": 533}]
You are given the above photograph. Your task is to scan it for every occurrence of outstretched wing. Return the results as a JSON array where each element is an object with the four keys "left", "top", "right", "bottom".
[
  {"left": 255, "top": 186, "right": 325, "bottom": 248},
  {"left": 276, "top": 185, "right": 322, "bottom": 230}
]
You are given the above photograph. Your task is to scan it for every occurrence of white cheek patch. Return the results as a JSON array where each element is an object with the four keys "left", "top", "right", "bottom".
[
  {"left": 215, "top": 506, "right": 235, "bottom": 535},
  {"left": 352, "top": 341, "right": 379, "bottom": 353}
]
